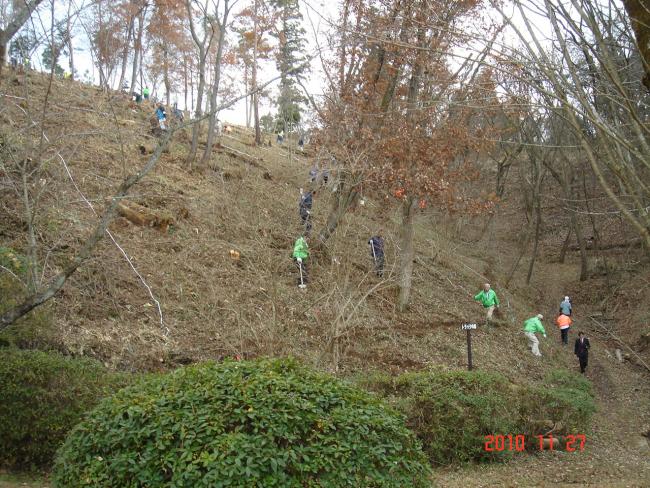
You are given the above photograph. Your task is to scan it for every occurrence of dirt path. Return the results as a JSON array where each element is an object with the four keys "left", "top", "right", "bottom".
[{"left": 433, "top": 263, "right": 650, "bottom": 487}]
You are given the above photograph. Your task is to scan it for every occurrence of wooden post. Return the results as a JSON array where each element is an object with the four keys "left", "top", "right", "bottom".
[
  {"left": 467, "top": 328, "right": 473, "bottom": 371},
  {"left": 461, "top": 323, "right": 477, "bottom": 371}
]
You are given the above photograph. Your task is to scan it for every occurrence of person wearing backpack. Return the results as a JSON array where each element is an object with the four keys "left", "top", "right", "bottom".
[
  {"left": 556, "top": 313, "right": 572, "bottom": 345},
  {"left": 559, "top": 296, "right": 572, "bottom": 316}
]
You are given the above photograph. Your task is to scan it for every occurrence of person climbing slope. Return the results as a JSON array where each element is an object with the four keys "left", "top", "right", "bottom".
[
  {"left": 559, "top": 296, "right": 572, "bottom": 316},
  {"left": 474, "top": 283, "right": 500, "bottom": 323},
  {"left": 292, "top": 235, "right": 309, "bottom": 288},
  {"left": 143, "top": 87, "right": 150, "bottom": 100},
  {"left": 155, "top": 104, "right": 167, "bottom": 130},
  {"left": 556, "top": 313, "right": 572, "bottom": 345},
  {"left": 368, "top": 234, "right": 385, "bottom": 277},
  {"left": 574, "top": 331, "right": 591, "bottom": 374},
  {"left": 299, "top": 189, "right": 315, "bottom": 235},
  {"left": 523, "top": 314, "right": 546, "bottom": 357}
]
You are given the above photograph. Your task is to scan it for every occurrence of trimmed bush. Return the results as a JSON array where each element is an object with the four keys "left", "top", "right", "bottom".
[
  {"left": 0, "top": 348, "right": 130, "bottom": 470},
  {"left": 535, "top": 369, "right": 596, "bottom": 431},
  {"left": 53, "top": 358, "right": 431, "bottom": 488},
  {"left": 358, "top": 368, "right": 595, "bottom": 465}
]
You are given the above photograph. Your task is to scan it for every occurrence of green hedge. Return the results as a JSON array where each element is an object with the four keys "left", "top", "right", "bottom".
[
  {"left": 357, "top": 368, "right": 595, "bottom": 465},
  {"left": 54, "top": 358, "right": 431, "bottom": 488},
  {"left": 0, "top": 348, "right": 130, "bottom": 470}
]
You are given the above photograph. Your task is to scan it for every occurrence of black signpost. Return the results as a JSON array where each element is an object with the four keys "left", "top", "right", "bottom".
[{"left": 461, "top": 323, "right": 477, "bottom": 371}]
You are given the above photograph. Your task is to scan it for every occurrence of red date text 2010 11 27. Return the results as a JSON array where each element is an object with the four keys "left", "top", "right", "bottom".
[{"left": 483, "top": 434, "right": 586, "bottom": 452}]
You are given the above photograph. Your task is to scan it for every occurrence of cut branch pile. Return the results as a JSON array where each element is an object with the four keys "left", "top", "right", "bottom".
[{"left": 117, "top": 200, "right": 173, "bottom": 232}]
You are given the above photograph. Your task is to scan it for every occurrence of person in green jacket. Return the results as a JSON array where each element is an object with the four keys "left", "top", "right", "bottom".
[
  {"left": 292, "top": 236, "right": 309, "bottom": 287},
  {"left": 474, "top": 283, "right": 499, "bottom": 322},
  {"left": 523, "top": 314, "right": 546, "bottom": 356},
  {"left": 143, "top": 87, "right": 150, "bottom": 100}
]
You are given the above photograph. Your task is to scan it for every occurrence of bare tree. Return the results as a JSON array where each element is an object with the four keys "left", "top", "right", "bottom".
[
  {"left": 201, "top": 0, "right": 235, "bottom": 166},
  {"left": 0, "top": 0, "right": 44, "bottom": 78},
  {"left": 493, "top": 0, "right": 650, "bottom": 251},
  {"left": 185, "top": 0, "right": 216, "bottom": 168}
]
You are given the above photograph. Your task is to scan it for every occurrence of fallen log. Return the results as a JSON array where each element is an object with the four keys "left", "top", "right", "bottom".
[
  {"left": 569, "top": 237, "right": 642, "bottom": 251},
  {"left": 219, "top": 144, "right": 269, "bottom": 172},
  {"left": 117, "top": 201, "right": 173, "bottom": 232}
]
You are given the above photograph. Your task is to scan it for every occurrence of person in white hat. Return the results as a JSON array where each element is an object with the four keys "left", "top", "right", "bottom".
[{"left": 559, "top": 296, "right": 572, "bottom": 316}]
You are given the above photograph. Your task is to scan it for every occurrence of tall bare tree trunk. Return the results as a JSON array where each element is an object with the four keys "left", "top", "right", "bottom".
[
  {"left": 130, "top": 9, "right": 145, "bottom": 94},
  {"left": 201, "top": 0, "right": 230, "bottom": 166},
  {"left": 118, "top": 19, "right": 134, "bottom": 90},
  {"left": 244, "top": 64, "right": 250, "bottom": 127},
  {"left": 315, "top": 173, "right": 360, "bottom": 249},
  {"left": 65, "top": 2, "right": 75, "bottom": 79},
  {"left": 163, "top": 45, "right": 171, "bottom": 106},
  {"left": 559, "top": 227, "right": 571, "bottom": 263},
  {"left": 185, "top": 0, "right": 213, "bottom": 168},
  {"left": 398, "top": 197, "right": 417, "bottom": 311},
  {"left": 252, "top": 0, "right": 261, "bottom": 145},
  {"left": 526, "top": 189, "right": 542, "bottom": 285}
]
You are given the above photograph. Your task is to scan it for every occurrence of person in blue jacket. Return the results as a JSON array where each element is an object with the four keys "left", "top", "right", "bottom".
[
  {"left": 155, "top": 104, "right": 167, "bottom": 130},
  {"left": 299, "top": 189, "right": 315, "bottom": 234}
]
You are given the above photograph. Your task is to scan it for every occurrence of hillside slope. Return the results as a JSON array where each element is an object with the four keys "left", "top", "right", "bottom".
[{"left": 1, "top": 73, "right": 648, "bottom": 486}]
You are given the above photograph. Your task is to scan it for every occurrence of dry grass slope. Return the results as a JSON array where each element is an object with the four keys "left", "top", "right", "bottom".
[{"left": 1, "top": 72, "right": 649, "bottom": 485}]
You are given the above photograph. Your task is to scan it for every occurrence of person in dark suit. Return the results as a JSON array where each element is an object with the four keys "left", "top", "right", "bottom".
[{"left": 574, "top": 331, "right": 591, "bottom": 374}]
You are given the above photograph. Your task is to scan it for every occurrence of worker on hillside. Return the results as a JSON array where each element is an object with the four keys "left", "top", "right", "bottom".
[
  {"left": 559, "top": 296, "right": 572, "bottom": 316},
  {"left": 523, "top": 314, "right": 546, "bottom": 357},
  {"left": 309, "top": 165, "right": 318, "bottom": 183},
  {"left": 155, "top": 104, "right": 167, "bottom": 130},
  {"left": 143, "top": 87, "right": 150, "bottom": 100},
  {"left": 574, "top": 331, "right": 591, "bottom": 374},
  {"left": 298, "top": 136, "right": 304, "bottom": 151},
  {"left": 292, "top": 235, "right": 309, "bottom": 288},
  {"left": 556, "top": 313, "right": 572, "bottom": 345},
  {"left": 299, "top": 189, "right": 315, "bottom": 235},
  {"left": 368, "top": 234, "right": 385, "bottom": 277},
  {"left": 474, "top": 283, "right": 500, "bottom": 323},
  {"left": 172, "top": 103, "right": 184, "bottom": 123},
  {"left": 321, "top": 168, "right": 330, "bottom": 186}
]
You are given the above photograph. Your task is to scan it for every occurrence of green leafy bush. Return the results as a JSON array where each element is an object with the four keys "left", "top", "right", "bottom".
[
  {"left": 53, "top": 358, "right": 431, "bottom": 488},
  {"left": 0, "top": 247, "right": 55, "bottom": 349},
  {"left": 0, "top": 348, "right": 131, "bottom": 470},
  {"left": 536, "top": 369, "right": 596, "bottom": 431},
  {"left": 358, "top": 368, "right": 595, "bottom": 465}
]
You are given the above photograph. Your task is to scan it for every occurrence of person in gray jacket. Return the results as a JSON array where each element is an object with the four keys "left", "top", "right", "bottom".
[{"left": 559, "top": 296, "right": 572, "bottom": 316}]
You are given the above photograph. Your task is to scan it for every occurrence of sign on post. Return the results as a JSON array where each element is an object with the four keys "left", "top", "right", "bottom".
[{"left": 461, "top": 323, "right": 478, "bottom": 370}]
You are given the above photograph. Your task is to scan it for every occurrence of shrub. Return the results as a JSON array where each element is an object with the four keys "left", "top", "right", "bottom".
[
  {"left": 358, "top": 368, "right": 596, "bottom": 465},
  {"left": 0, "top": 348, "right": 131, "bottom": 470},
  {"left": 0, "top": 247, "right": 55, "bottom": 350},
  {"left": 362, "top": 370, "right": 521, "bottom": 464},
  {"left": 53, "top": 358, "right": 431, "bottom": 488},
  {"left": 536, "top": 369, "right": 596, "bottom": 432}
]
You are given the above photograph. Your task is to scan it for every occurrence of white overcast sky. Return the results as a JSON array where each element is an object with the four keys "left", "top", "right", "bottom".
[{"left": 20, "top": 0, "right": 558, "bottom": 126}]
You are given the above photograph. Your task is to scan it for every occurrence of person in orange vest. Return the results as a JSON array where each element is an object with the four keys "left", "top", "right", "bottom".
[{"left": 556, "top": 313, "right": 572, "bottom": 345}]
